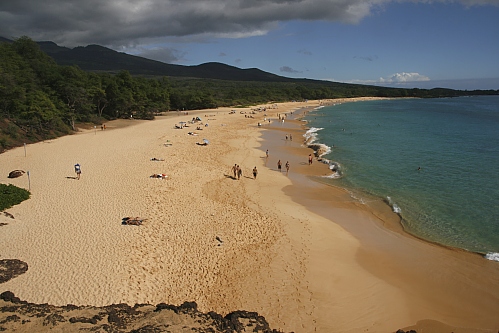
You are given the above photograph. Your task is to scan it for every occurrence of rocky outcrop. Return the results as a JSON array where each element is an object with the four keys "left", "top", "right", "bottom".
[
  {"left": 0, "top": 291, "right": 284, "bottom": 333},
  {"left": 7, "top": 170, "right": 25, "bottom": 178},
  {"left": 0, "top": 259, "right": 28, "bottom": 284}
]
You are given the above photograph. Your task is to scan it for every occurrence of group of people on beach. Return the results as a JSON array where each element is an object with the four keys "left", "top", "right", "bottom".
[
  {"left": 277, "top": 160, "right": 290, "bottom": 174},
  {"left": 232, "top": 164, "right": 243, "bottom": 180},
  {"left": 232, "top": 164, "right": 258, "bottom": 180}
]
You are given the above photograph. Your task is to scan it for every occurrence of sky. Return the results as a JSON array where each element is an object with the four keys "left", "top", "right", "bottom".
[{"left": 1, "top": 0, "right": 499, "bottom": 90}]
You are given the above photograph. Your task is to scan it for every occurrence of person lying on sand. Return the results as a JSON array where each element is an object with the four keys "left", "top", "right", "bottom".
[
  {"left": 150, "top": 158, "right": 165, "bottom": 161},
  {"left": 150, "top": 173, "right": 168, "bottom": 179},
  {"left": 122, "top": 217, "right": 146, "bottom": 225},
  {"left": 188, "top": 132, "right": 198, "bottom": 136}
]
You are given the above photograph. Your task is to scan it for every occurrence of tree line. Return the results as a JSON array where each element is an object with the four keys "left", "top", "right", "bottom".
[{"left": 0, "top": 36, "right": 497, "bottom": 151}]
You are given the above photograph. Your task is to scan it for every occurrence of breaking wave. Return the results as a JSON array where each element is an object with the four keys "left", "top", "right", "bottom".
[
  {"left": 304, "top": 127, "right": 341, "bottom": 177},
  {"left": 386, "top": 196, "right": 402, "bottom": 214},
  {"left": 485, "top": 252, "right": 499, "bottom": 262}
]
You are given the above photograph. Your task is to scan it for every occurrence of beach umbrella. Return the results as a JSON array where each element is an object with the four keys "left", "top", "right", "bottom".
[{"left": 203, "top": 139, "right": 209, "bottom": 145}]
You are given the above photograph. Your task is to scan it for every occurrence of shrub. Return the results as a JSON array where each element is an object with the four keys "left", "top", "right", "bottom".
[{"left": 0, "top": 184, "right": 30, "bottom": 211}]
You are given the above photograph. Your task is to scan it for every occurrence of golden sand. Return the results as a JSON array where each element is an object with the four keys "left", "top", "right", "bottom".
[{"left": 1, "top": 99, "right": 498, "bottom": 333}]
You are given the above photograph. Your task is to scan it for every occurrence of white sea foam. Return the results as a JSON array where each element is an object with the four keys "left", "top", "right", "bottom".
[
  {"left": 485, "top": 252, "right": 499, "bottom": 262},
  {"left": 386, "top": 196, "right": 402, "bottom": 214},
  {"left": 349, "top": 192, "right": 366, "bottom": 205},
  {"left": 304, "top": 128, "right": 331, "bottom": 158},
  {"left": 322, "top": 172, "right": 341, "bottom": 179},
  {"left": 303, "top": 127, "right": 323, "bottom": 145},
  {"left": 304, "top": 127, "right": 339, "bottom": 178}
]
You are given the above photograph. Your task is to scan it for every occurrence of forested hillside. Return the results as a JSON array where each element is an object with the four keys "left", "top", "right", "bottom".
[
  {"left": 0, "top": 36, "right": 497, "bottom": 152},
  {"left": 0, "top": 37, "right": 171, "bottom": 151}
]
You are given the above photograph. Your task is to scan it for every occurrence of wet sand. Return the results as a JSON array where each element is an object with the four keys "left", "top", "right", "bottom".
[
  {"left": 261, "top": 104, "right": 499, "bottom": 332},
  {"left": 0, "top": 99, "right": 498, "bottom": 333}
]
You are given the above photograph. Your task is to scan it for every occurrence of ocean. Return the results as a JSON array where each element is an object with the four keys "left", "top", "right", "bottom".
[{"left": 303, "top": 96, "right": 499, "bottom": 261}]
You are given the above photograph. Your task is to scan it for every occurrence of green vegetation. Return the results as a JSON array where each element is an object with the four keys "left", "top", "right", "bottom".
[
  {"left": 0, "top": 36, "right": 497, "bottom": 152},
  {"left": 0, "top": 184, "right": 30, "bottom": 211}
]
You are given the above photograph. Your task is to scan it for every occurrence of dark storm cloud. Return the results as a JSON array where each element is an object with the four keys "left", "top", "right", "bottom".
[{"left": 0, "top": 0, "right": 496, "bottom": 48}]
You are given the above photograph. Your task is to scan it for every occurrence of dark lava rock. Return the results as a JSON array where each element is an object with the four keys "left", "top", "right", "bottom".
[
  {"left": 42, "top": 313, "right": 65, "bottom": 326},
  {"left": 8, "top": 170, "right": 25, "bottom": 178},
  {"left": 69, "top": 315, "right": 101, "bottom": 324},
  {"left": 0, "top": 259, "right": 28, "bottom": 284},
  {"left": 0, "top": 292, "right": 287, "bottom": 332},
  {"left": 0, "top": 291, "right": 24, "bottom": 304}
]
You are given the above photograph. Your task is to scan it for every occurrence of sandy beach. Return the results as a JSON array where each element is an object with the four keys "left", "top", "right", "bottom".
[{"left": 1, "top": 99, "right": 498, "bottom": 333}]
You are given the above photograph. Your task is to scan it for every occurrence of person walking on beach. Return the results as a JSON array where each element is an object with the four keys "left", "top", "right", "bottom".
[
  {"left": 277, "top": 160, "right": 282, "bottom": 172},
  {"left": 232, "top": 164, "right": 237, "bottom": 179},
  {"left": 74, "top": 163, "right": 81, "bottom": 180},
  {"left": 285, "top": 161, "right": 290, "bottom": 175},
  {"left": 253, "top": 166, "right": 258, "bottom": 179},
  {"left": 308, "top": 154, "right": 313, "bottom": 165},
  {"left": 237, "top": 165, "right": 242, "bottom": 180},
  {"left": 266, "top": 149, "right": 269, "bottom": 158}
]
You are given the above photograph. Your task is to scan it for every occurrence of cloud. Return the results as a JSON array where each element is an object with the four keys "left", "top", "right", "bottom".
[
  {"left": 133, "top": 47, "right": 186, "bottom": 63},
  {"left": 298, "top": 48, "right": 313, "bottom": 56},
  {"left": 280, "top": 66, "right": 302, "bottom": 74},
  {"left": 354, "top": 55, "right": 378, "bottom": 62},
  {"left": 379, "top": 72, "right": 430, "bottom": 83},
  {"left": 0, "top": 0, "right": 496, "bottom": 49},
  {"left": 346, "top": 72, "right": 430, "bottom": 86}
]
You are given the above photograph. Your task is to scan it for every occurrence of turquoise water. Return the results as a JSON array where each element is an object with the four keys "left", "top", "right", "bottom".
[{"left": 304, "top": 96, "right": 499, "bottom": 261}]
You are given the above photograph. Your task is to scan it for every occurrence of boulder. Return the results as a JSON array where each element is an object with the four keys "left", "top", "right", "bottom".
[{"left": 8, "top": 170, "right": 25, "bottom": 179}]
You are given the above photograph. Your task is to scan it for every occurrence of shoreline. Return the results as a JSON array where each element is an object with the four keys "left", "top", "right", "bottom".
[
  {"left": 256, "top": 99, "right": 499, "bottom": 331},
  {"left": 0, "top": 99, "right": 498, "bottom": 333},
  {"left": 300, "top": 102, "right": 499, "bottom": 260},
  {"left": 292, "top": 102, "right": 497, "bottom": 259}
]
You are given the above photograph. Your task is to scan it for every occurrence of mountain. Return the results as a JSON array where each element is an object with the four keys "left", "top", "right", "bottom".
[
  {"left": 1, "top": 36, "right": 294, "bottom": 81},
  {"left": 28, "top": 40, "right": 292, "bottom": 82}
]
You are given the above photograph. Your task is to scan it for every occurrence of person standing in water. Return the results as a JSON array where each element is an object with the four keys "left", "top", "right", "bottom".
[{"left": 277, "top": 160, "right": 282, "bottom": 172}]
